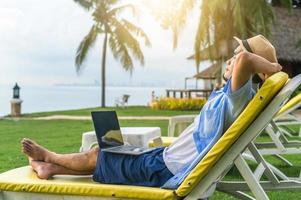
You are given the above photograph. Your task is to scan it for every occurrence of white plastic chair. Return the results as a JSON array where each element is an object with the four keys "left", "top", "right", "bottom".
[
  {"left": 168, "top": 115, "right": 196, "bottom": 137},
  {"left": 115, "top": 94, "right": 130, "bottom": 108}
]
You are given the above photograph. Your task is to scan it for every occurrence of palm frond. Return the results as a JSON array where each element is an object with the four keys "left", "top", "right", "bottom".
[
  {"left": 73, "top": 0, "right": 94, "bottom": 11},
  {"left": 108, "top": 4, "right": 139, "bottom": 18},
  {"left": 233, "top": 0, "right": 247, "bottom": 37},
  {"left": 121, "top": 19, "right": 151, "bottom": 47},
  {"left": 150, "top": 0, "right": 196, "bottom": 49},
  {"left": 107, "top": 18, "right": 148, "bottom": 73},
  {"left": 112, "top": 18, "right": 145, "bottom": 64},
  {"left": 171, "top": 0, "right": 196, "bottom": 49},
  {"left": 193, "top": 0, "right": 277, "bottom": 65},
  {"left": 108, "top": 35, "right": 134, "bottom": 72},
  {"left": 75, "top": 25, "right": 99, "bottom": 73},
  {"left": 106, "top": 0, "right": 120, "bottom": 5},
  {"left": 194, "top": 0, "right": 211, "bottom": 66}
]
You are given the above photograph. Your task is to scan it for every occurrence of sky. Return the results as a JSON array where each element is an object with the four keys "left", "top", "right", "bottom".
[{"left": 0, "top": 0, "right": 208, "bottom": 88}]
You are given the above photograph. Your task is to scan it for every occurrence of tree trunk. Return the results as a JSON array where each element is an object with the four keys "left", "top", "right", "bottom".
[{"left": 101, "top": 33, "right": 108, "bottom": 107}]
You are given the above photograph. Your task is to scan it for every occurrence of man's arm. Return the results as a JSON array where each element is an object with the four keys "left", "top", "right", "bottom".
[{"left": 231, "top": 51, "right": 282, "bottom": 92}]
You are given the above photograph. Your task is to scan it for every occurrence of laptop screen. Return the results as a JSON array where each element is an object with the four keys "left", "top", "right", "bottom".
[{"left": 91, "top": 111, "right": 124, "bottom": 149}]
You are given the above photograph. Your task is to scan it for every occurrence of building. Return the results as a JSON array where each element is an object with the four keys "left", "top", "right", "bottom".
[{"left": 270, "top": 6, "right": 301, "bottom": 77}]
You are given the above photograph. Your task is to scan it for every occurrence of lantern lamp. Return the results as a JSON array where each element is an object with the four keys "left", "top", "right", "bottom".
[{"left": 13, "top": 83, "right": 20, "bottom": 99}]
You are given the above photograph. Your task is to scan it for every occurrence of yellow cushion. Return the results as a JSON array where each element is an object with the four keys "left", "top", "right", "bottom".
[
  {"left": 149, "top": 137, "right": 177, "bottom": 147},
  {"left": 175, "top": 72, "right": 288, "bottom": 197},
  {"left": 277, "top": 92, "right": 301, "bottom": 117},
  {"left": 0, "top": 166, "right": 177, "bottom": 200}
]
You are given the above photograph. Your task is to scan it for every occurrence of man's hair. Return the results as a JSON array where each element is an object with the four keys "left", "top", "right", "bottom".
[{"left": 252, "top": 74, "right": 263, "bottom": 86}]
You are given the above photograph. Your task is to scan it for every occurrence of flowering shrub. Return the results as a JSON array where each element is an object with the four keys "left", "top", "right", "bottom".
[{"left": 151, "top": 98, "right": 206, "bottom": 110}]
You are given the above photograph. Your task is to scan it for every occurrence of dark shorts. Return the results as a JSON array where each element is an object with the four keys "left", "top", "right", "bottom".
[{"left": 92, "top": 147, "right": 174, "bottom": 187}]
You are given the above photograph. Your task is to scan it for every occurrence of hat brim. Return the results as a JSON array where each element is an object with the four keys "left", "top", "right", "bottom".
[{"left": 233, "top": 36, "right": 247, "bottom": 52}]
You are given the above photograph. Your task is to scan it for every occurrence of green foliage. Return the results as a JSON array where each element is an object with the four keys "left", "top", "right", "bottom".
[
  {"left": 151, "top": 98, "right": 206, "bottom": 110},
  {"left": 152, "top": 0, "right": 293, "bottom": 68},
  {"left": 75, "top": 25, "right": 99, "bottom": 71},
  {"left": 196, "top": 0, "right": 274, "bottom": 66}
]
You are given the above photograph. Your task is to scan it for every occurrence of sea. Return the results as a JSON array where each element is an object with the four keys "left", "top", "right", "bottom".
[{"left": 0, "top": 85, "right": 166, "bottom": 117}]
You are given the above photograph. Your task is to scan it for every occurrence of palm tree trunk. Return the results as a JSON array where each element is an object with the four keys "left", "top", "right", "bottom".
[{"left": 101, "top": 33, "right": 108, "bottom": 107}]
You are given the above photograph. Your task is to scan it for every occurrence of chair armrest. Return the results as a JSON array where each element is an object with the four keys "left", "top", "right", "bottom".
[
  {"left": 168, "top": 115, "right": 196, "bottom": 137},
  {"left": 80, "top": 131, "right": 97, "bottom": 152}
]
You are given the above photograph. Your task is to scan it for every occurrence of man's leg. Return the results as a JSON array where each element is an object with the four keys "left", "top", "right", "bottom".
[
  {"left": 22, "top": 138, "right": 98, "bottom": 172},
  {"left": 30, "top": 160, "right": 93, "bottom": 179}
]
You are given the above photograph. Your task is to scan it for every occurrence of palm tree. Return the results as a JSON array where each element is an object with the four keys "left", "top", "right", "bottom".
[
  {"left": 74, "top": 0, "right": 151, "bottom": 107},
  {"left": 152, "top": 0, "right": 292, "bottom": 68}
]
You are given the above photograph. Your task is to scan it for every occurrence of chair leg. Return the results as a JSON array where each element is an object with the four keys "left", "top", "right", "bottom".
[
  {"left": 234, "top": 155, "right": 269, "bottom": 200},
  {"left": 167, "top": 120, "right": 175, "bottom": 137},
  {"left": 278, "top": 127, "right": 293, "bottom": 137},
  {"left": 272, "top": 154, "right": 293, "bottom": 166},
  {"left": 218, "top": 189, "right": 256, "bottom": 200}
]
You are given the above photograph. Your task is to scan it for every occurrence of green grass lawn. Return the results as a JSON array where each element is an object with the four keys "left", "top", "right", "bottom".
[
  {"left": 0, "top": 119, "right": 168, "bottom": 173},
  {"left": 1, "top": 116, "right": 301, "bottom": 199},
  {"left": 22, "top": 106, "right": 199, "bottom": 117}
]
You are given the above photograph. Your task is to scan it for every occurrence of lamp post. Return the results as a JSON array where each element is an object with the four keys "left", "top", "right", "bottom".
[{"left": 10, "top": 83, "right": 23, "bottom": 117}]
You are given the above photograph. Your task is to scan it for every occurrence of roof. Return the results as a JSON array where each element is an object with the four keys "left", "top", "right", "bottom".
[
  {"left": 193, "top": 63, "right": 221, "bottom": 79},
  {"left": 271, "top": 6, "right": 301, "bottom": 63}
]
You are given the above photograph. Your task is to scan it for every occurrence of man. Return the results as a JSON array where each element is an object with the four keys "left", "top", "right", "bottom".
[{"left": 22, "top": 35, "right": 282, "bottom": 187}]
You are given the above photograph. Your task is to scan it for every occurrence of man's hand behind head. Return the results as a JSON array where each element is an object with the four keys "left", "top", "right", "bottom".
[
  {"left": 271, "top": 63, "right": 283, "bottom": 74},
  {"left": 264, "top": 63, "right": 283, "bottom": 80}
]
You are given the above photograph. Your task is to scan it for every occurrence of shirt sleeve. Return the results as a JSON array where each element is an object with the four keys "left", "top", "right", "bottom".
[{"left": 227, "top": 78, "right": 254, "bottom": 101}]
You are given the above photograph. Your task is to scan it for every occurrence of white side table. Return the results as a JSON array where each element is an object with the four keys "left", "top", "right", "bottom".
[{"left": 80, "top": 127, "right": 161, "bottom": 152}]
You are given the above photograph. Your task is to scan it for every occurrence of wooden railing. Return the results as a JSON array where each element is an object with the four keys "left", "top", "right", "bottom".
[{"left": 166, "top": 89, "right": 212, "bottom": 99}]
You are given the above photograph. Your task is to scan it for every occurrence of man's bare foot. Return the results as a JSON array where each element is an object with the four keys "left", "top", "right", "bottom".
[
  {"left": 30, "top": 161, "right": 54, "bottom": 179},
  {"left": 21, "top": 138, "right": 53, "bottom": 162}
]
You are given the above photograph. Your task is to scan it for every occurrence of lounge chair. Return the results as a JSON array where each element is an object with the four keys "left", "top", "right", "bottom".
[
  {"left": 255, "top": 119, "right": 301, "bottom": 167},
  {"left": 115, "top": 94, "right": 130, "bottom": 108},
  {"left": 274, "top": 93, "right": 301, "bottom": 137},
  {"left": 166, "top": 87, "right": 301, "bottom": 168},
  {"left": 0, "top": 72, "right": 299, "bottom": 200},
  {"left": 251, "top": 93, "right": 301, "bottom": 167}
]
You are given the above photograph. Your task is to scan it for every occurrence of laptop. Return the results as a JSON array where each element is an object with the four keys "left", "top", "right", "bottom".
[{"left": 91, "top": 111, "right": 155, "bottom": 155}]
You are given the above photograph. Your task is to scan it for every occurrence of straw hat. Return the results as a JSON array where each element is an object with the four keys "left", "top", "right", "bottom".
[{"left": 234, "top": 35, "right": 278, "bottom": 63}]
